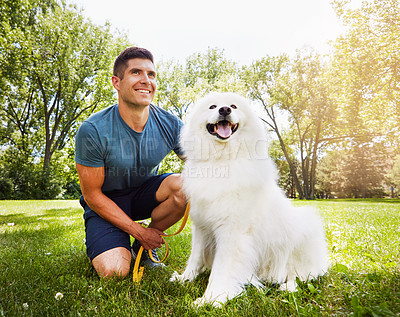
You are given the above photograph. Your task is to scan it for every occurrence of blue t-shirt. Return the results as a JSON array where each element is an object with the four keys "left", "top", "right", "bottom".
[{"left": 75, "top": 104, "right": 183, "bottom": 192}]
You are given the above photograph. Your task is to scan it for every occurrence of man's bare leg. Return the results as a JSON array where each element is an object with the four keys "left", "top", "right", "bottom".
[
  {"left": 150, "top": 174, "right": 187, "bottom": 231},
  {"left": 91, "top": 247, "right": 131, "bottom": 278},
  {"left": 91, "top": 174, "right": 186, "bottom": 277}
]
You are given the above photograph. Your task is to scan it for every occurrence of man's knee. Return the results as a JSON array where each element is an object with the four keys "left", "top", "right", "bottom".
[
  {"left": 92, "top": 247, "right": 131, "bottom": 278},
  {"left": 97, "top": 265, "right": 130, "bottom": 279}
]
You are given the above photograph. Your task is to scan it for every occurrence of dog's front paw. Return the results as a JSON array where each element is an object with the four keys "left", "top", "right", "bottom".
[
  {"left": 193, "top": 297, "right": 222, "bottom": 308},
  {"left": 279, "top": 280, "right": 297, "bottom": 292},
  {"left": 169, "top": 271, "right": 186, "bottom": 283},
  {"left": 170, "top": 269, "right": 200, "bottom": 283}
]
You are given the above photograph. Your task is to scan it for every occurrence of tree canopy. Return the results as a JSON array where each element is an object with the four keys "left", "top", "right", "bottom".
[
  {"left": 0, "top": 0, "right": 129, "bottom": 198},
  {"left": 1, "top": 0, "right": 399, "bottom": 199},
  {"left": 332, "top": 0, "right": 400, "bottom": 142}
]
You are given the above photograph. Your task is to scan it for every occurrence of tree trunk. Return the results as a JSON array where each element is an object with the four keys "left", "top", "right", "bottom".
[
  {"left": 275, "top": 129, "right": 304, "bottom": 199},
  {"left": 308, "top": 119, "right": 322, "bottom": 200}
]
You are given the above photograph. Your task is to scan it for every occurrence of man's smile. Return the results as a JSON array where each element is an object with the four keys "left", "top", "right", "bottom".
[{"left": 136, "top": 89, "right": 151, "bottom": 94}]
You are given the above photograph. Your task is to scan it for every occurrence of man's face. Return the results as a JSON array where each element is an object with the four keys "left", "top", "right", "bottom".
[{"left": 112, "top": 58, "right": 157, "bottom": 108}]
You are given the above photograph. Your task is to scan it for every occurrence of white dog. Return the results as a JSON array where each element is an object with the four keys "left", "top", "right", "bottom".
[{"left": 171, "top": 92, "right": 328, "bottom": 307}]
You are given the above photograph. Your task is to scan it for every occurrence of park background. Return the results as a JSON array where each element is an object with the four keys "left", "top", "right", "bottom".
[{"left": 1, "top": 0, "right": 399, "bottom": 201}]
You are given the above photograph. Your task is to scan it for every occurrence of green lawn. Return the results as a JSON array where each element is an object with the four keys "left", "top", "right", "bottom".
[{"left": 1, "top": 199, "right": 399, "bottom": 316}]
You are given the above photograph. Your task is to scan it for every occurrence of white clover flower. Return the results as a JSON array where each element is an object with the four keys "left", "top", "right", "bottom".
[
  {"left": 55, "top": 292, "right": 64, "bottom": 300},
  {"left": 23, "top": 303, "right": 29, "bottom": 310}
]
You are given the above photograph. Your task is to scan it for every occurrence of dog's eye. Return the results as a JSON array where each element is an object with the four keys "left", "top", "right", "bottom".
[
  {"left": 209, "top": 105, "right": 217, "bottom": 109},
  {"left": 230, "top": 104, "right": 237, "bottom": 109}
]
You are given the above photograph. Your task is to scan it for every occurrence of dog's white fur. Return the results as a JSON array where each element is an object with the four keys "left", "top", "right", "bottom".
[{"left": 170, "top": 92, "right": 328, "bottom": 306}]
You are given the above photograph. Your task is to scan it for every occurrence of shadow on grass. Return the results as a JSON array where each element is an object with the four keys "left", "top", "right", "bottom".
[
  {"left": 323, "top": 269, "right": 400, "bottom": 316},
  {"left": 0, "top": 205, "right": 99, "bottom": 315},
  {"left": 0, "top": 205, "right": 93, "bottom": 283},
  {"left": 0, "top": 207, "right": 81, "bottom": 224}
]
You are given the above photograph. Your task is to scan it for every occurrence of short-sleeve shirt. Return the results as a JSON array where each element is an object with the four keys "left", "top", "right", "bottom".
[{"left": 75, "top": 104, "right": 183, "bottom": 193}]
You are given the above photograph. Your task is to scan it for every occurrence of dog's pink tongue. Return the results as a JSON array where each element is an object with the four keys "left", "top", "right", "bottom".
[{"left": 216, "top": 122, "right": 232, "bottom": 138}]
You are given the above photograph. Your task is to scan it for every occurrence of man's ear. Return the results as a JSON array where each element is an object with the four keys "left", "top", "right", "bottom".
[{"left": 112, "top": 75, "right": 120, "bottom": 91}]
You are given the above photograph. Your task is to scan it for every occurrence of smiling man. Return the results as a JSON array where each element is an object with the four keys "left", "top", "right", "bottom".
[{"left": 75, "top": 47, "right": 186, "bottom": 278}]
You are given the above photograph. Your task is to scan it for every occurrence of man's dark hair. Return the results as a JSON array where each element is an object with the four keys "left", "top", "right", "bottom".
[{"left": 113, "top": 47, "right": 154, "bottom": 79}]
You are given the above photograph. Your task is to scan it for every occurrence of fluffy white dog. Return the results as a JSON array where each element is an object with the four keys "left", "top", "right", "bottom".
[{"left": 171, "top": 92, "right": 328, "bottom": 307}]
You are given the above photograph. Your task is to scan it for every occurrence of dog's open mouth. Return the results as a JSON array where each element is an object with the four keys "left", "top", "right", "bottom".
[{"left": 206, "top": 120, "right": 239, "bottom": 140}]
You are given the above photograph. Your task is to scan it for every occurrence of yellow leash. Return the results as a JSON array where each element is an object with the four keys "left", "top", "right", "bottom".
[{"left": 132, "top": 202, "right": 190, "bottom": 283}]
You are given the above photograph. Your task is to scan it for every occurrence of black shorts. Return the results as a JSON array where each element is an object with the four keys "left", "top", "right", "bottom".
[{"left": 80, "top": 173, "right": 172, "bottom": 260}]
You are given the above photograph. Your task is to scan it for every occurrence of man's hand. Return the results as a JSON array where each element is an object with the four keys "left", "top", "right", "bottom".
[{"left": 136, "top": 226, "right": 166, "bottom": 250}]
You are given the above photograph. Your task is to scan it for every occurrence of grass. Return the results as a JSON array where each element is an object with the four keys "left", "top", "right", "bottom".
[{"left": 0, "top": 199, "right": 399, "bottom": 316}]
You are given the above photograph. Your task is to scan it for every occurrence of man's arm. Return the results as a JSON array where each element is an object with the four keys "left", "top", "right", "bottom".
[{"left": 75, "top": 163, "right": 165, "bottom": 250}]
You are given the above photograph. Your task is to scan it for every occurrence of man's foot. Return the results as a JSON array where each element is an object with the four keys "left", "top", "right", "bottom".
[{"left": 131, "top": 240, "right": 166, "bottom": 268}]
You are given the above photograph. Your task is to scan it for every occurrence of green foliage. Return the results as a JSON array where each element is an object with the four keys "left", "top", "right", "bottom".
[
  {"left": 158, "top": 152, "right": 184, "bottom": 175},
  {"left": 332, "top": 0, "right": 400, "bottom": 142},
  {"left": 184, "top": 48, "right": 240, "bottom": 90},
  {"left": 59, "top": 149, "right": 82, "bottom": 199},
  {"left": 0, "top": 149, "right": 62, "bottom": 199},
  {"left": 317, "top": 143, "right": 393, "bottom": 198},
  {"left": 269, "top": 139, "right": 297, "bottom": 198},
  {"left": 0, "top": 200, "right": 399, "bottom": 316},
  {"left": 155, "top": 61, "right": 189, "bottom": 119},
  {"left": 155, "top": 48, "right": 245, "bottom": 120},
  {"left": 0, "top": 0, "right": 129, "bottom": 199},
  {"left": 1, "top": 0, "right": 399, "bottom": 200}
]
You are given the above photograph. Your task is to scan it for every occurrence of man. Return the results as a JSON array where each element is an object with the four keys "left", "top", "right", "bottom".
[{"left": 75, "top": 47, "right": 186, "bottom": 278}]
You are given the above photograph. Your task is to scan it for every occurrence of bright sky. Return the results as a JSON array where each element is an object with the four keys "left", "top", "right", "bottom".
[{"left": 72, "top": 0, "right": 362, "bottom": 65}]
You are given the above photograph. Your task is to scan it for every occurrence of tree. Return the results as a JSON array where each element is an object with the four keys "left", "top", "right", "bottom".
[
  {"left": 0, "top": 1, "right": 129, "bottom": 198},
  {"left": 332, "top": 0, "right": 400, "bottom": 145},
  {"left": 241, "top": 51, "right": 339, "bottom": 199},
  {"left": 154, "top": 61, "right": 190, "bottom": 119},
  {"left": 314, "top": 0, "right": 400, "bottom": 199},
  {"left": 0, "top": 0, "right": 57, "bottom": 146},
  {"left": 343, "top": 142, "right": 388, "bottom": 198},
  {"left": 155, "top": 47, "right": 244, "bottom": 119},
  {"left": 269, "top": 139, "right": 298, "bottom": 198},
  {"left": 316, "top": 150, "right": 345, "bottom": 198},
  {"left": 317, "top": 141, "right": 392, "bottom": 198}
]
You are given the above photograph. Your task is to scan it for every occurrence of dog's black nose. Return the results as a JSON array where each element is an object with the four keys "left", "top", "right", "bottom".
[{"left": 219, "top": 106, "right": 231, "bottom": 116}]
